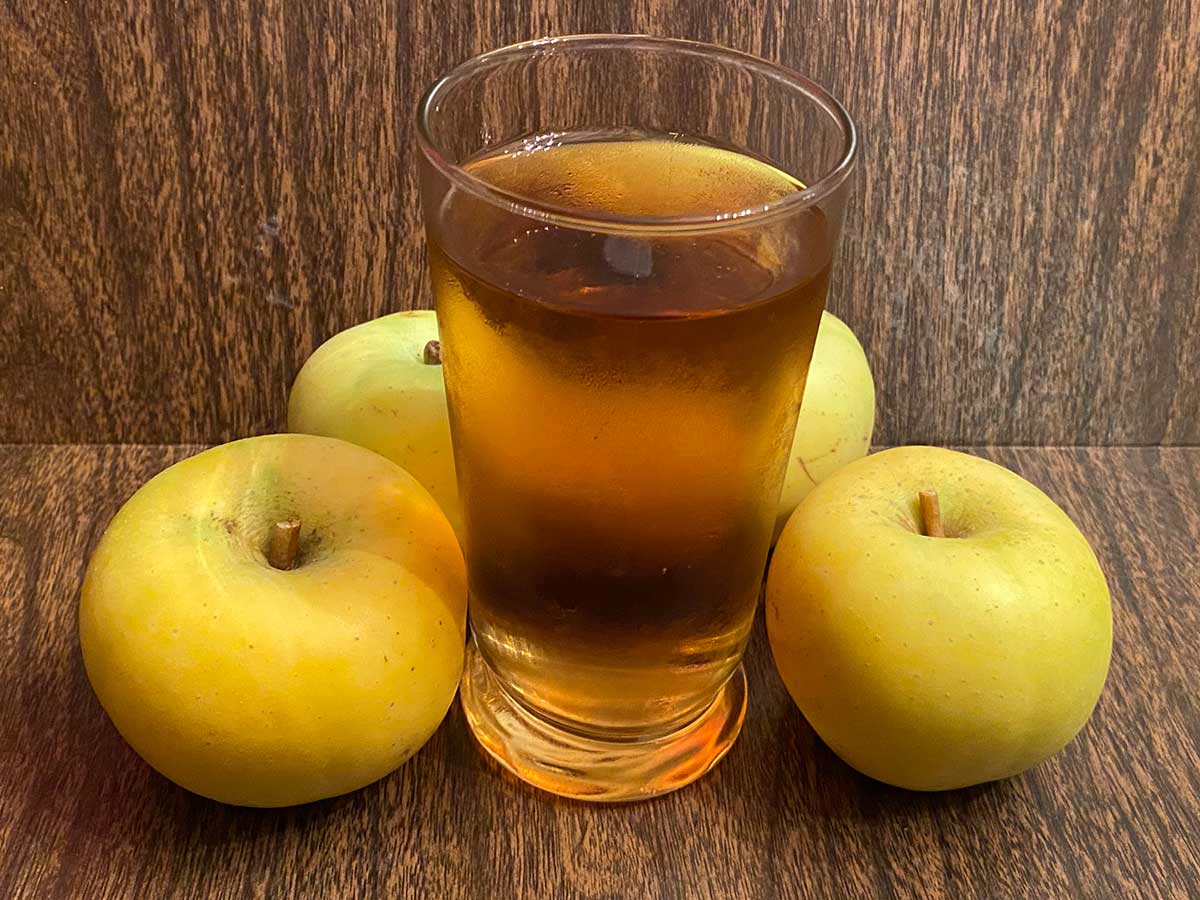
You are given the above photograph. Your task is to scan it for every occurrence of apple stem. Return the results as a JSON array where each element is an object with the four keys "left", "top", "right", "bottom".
[
  {"left": 423, "top": 340, "right": 442, "bottom": 365},
  {"left": 919, "top": 490, "right": 945, "bottom": 538},
  {"left": 266, "top": 519, "right": 301, "bottom": 570}
]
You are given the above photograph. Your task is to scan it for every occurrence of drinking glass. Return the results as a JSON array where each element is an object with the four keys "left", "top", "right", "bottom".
[{"left": 417, "top": 35, "right": 856, "bottom": 800}]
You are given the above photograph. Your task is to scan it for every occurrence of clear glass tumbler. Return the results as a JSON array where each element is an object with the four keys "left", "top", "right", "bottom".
[{"left": 417, "top": 35, "right": 856, "bottom": 800}]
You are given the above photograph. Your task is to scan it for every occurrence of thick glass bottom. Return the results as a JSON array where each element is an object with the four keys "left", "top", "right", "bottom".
[{"left": 460, "top": 636, "right": 747, "bottom": 802}]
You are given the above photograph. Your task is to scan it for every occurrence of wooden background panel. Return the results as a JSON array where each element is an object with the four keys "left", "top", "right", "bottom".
[{"left": 1, "top": 0, "right": 1198, "bottom": 445}]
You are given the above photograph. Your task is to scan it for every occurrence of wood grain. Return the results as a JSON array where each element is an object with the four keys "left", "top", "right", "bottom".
[
  {"left": 1, "top": 444, "right": 1197, "bottom": 898},
  {"left": 1, "top": 1, "right": 1198, "bottom": 445}
]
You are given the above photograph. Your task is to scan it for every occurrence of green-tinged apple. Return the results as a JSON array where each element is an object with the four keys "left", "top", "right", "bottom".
[
  {"left": 79, "top": 434, "right": 467, "bottom": 807},
  {"left": 775, "top": 310, "right": 875, "bottom": 539},
  {"left": 766, "top": 446, "right": 1112, "bottom": 791},
  {"left": 289, "top": 309, "right": 872, "bottom": 544},
  {"left": 288, "top": 310, "right": 461, "bottom": 536}
]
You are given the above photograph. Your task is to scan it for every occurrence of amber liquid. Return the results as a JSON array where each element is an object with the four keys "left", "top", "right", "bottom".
[{"left": 429, "top": 133, "right": 831, "bottom": 737}]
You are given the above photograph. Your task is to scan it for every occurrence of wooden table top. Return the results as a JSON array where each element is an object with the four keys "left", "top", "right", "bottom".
[{"left": 1, "top": 444, "right": 1197, "bottom": 899}]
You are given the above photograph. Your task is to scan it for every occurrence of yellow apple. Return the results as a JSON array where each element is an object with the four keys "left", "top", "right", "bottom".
[
  {"left": 766, "top": 446, "right": 1112, "bottom": 791},
  {"left": 288, "top": 310, "right": 461, "bottom": 536},
  {"left": 775, "top": 310, "right": 875, "bottom": 539},
  {"left": 79, "top": 434, "right": 467, "bottom": 807}
]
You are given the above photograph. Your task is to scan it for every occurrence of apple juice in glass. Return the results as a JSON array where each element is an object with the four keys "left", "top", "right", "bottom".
[{"left": 417, "top": 36, "right": 856, "bottom": 800}]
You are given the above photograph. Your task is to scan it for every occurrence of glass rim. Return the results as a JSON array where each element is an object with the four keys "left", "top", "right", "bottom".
[{"left": 416, "top": 34, "right": 858, "bottom": 235}]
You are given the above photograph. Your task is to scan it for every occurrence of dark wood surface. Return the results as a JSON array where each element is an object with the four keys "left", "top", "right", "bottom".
[
  {"left": 2, "top": 1, "right": 1199, "bottom": 446},
  {"left": 2, "top": 444, "right": 1197, "bottom": 899}
]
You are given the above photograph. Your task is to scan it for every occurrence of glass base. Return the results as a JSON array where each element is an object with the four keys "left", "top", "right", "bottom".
[{"left": 460, "top": 638, "right": 747, "bottom": 802}]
